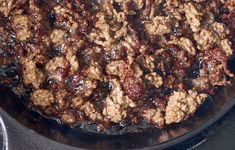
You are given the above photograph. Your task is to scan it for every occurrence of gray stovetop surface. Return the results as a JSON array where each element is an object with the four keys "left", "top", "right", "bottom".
[{"left": 1, "top": 107, "right": 235, "bottom": 150}]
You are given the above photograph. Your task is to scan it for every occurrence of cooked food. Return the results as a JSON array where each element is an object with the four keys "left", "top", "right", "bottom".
[{"left": 0, "top": 0, "right": 234, "bottom": 131}]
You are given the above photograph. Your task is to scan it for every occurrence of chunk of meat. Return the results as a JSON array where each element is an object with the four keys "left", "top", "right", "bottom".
[
  {"left": 106, "top": 60, "right": 126, "bottom": 76},
  {"left": 66, "top": 74, "right": 97, "bottom": 97},
  {"left": 71, "top": 96, "right": 84, "bottom": 109},
  {"left": 194, "top": 28, "right": 216, "bottom": 51},
  {"left": 145, "top": 16, "right": 173, "bottom": 36},
  {"left": 12, "top": 15, "right": 32, "bottom": 41},
  {"left": 0, "top": 0, "right": 14, "bottom": 17},
  {"left": 65, "top": 50, "right": 79, "bottom": 75},
  {"left": 145, "top": 72, "right": 163, "bottom": 88},
  {"left": 60, "top": 110, "right": 77, "bottom": 124},
  {"left": 81, "top": 102, "right": 103, "bottom": 121},
  {"left": 102, "top": 79, "right": 136, "bottom": 123},
  {"left": 170, "top": 37, "right": 196, "bottom": 55},
  {"left": 85, "top": 61, "right": 103, "bottom": 80},
  {"left": 194, "top": 22, "right": 232, "bottom": 56},
  {"left": 184, "top": 2, "right": 202, "bottom": 32},
  {"left": 220, "top": 39, "right": 233, "bottom": 57},
  {"left": 143, "top": 109, "right": 164, "bottom": 127},
  {"left": 50, "top": 29, "right": 66, "bottom": 45},
  {"left": 45, "top": 57, "right": 69, "bottom": 82},
  {"left": 165, "top": 90, "right": 208, "bottom": 124},
  {"left": 30, "top": 89, "right": 54, "bottom": 108},
  {"left": 20, "top": 58, "right": 46, "bottom": 89}
]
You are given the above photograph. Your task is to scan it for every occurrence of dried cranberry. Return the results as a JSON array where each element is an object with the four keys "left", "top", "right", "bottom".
[{"left": 123, "top": 77, "right": 146, "bottom": 100}]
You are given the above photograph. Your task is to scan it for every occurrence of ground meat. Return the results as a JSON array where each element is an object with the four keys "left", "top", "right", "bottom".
[
  {"left": 102, "top": 79, "right": 136, "bottom": 123},
  {"left": 194, "top": 28, "right": 216, "bottom": 51},
  {"left": 0, "top": 20, "right": 16, "bottom": 65},
  {"left": 145, "top": 72, "right": 163, "bottom": 88},
  {"left": 85, "top": 61, "right": 103, "bottom": 80},
  {"left": 71, "top": 96, "right": 84, "bottom": 109},
  {"left": 145, "top": 16, "right": 173, "bottom": 36},
  {"left": 20, "top": 58, "right": 45, "bottom": 89},
  {"left": 220, "top": 39, "right": 233, "bottom": 57},
  {"left": 30, "top": 89, "right": 54, "bottom": 108},
  {"left": 170, "top": 37, "right": 196, "bottom": 55},
  {"left": 60, "top": 110, "right": 77, "bottom": 124},
  {"left": 45, "top": 57, "right": 69, "bottom": 82},
  {"left": 143, "top": 109, "right": 164, "bottom": 127},
  {"left": 0, "top": 0, "right": 14, "bottom": 17},
  {"left": 184, "top": 2, "right": 202, "bottom": 32},
  {"left": 166, "top": 0, "right": 184, "bottom": 20},
  {"left": 53, "top": 4, "right": 79, "bottom": 33},
  {"left": 12, "top": 15, "right": 32, "bottom": 41},
  {"left": 81, "top": 102, "right": 103, "bottom": 122},
  {"left": 65, "top": 52, "right": 79, "bottom": 75},
  {"left": 165, "top": 90, "right": 208, "bottom": 124},
  {"left": 0, "top": 0, "right": 234, "bottom": 131},
  {"left": 106, "top": 60, "right": 126, "bottom": 77},
  {"left": 50, "top": 29, "right": 66, "bottom": 45},
  {"left": 199, "top": 48, "right": 234, "bottom": 86},
  {"left": 194, "top": 21, "right": 232, "bottom": 56},
  {"left": 66, "top": 74, "right": 97, "bottom": 97}
]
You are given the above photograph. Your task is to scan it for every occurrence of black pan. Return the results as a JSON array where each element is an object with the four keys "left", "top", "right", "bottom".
[{"left": 1, "top": 77, "right": 235, "bottom": 149}]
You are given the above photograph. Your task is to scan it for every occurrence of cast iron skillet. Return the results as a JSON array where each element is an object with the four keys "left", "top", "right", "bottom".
[{"left": 1, "top": 78, "right": 235, "bottom": 150}]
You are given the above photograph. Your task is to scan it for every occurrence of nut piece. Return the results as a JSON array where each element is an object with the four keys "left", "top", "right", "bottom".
[
  {"left": 165, "top": 90, "right": 208, "bottom": 124},
  {"left": 30, "top": 89, "right": 54, "bottom": 108}
]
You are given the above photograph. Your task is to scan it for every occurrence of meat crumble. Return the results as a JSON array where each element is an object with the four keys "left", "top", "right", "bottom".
[{"left": 0, "top": 0, "right": 234, "bottom": 131}]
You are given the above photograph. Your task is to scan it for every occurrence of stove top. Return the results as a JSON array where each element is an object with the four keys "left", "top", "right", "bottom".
[{"left": 1, "top": 106, "right": 235, "bottom": 150}]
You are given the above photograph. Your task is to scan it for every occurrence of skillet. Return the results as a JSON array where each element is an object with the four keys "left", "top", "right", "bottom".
[
  {"left": 1, "top": 76, "right": 235, "bottom": 149},
  {"left": 0, "top": 1, "right": 235, "bottom": 149}
]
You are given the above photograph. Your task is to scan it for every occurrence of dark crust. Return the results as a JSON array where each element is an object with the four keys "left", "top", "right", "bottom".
[{"left": 0, "top": 0, "right": 234, "bottom": 131}]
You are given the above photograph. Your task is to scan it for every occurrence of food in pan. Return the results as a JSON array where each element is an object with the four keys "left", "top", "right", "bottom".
[{"left": 0, "top": 0, "right": 234, "bottom": 130}]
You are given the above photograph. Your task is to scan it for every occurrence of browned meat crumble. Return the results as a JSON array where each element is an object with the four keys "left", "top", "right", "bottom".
[{"left": 0, "top": 0, "right": 234, "bottom": 131}]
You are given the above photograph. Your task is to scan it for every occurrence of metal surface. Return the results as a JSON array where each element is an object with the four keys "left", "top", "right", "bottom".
[{"left": 0, "top": 116, "right": 8, "bottom": 150}]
